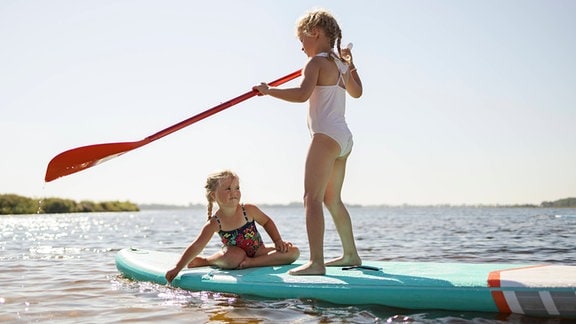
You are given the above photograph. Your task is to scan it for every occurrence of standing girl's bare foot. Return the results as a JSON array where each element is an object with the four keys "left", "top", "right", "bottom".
[
  {"left": 288, "top": 261, "right": 326, "bottom": 276},
  {"left": 325, "top": 255, "right": 362, "bottom": 267}
]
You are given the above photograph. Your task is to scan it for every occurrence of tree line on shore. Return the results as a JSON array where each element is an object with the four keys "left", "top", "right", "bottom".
[
  {"left": 2, "top": 193, "right": 575, "bottom": 215},
  {"left": 0, "top": 194, "right": 139, "bottom": 215},
  {"left": 540, "top": 197, "right": 576, "bottom": 208}
]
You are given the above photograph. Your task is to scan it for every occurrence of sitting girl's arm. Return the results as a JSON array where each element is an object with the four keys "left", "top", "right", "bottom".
[
  {"left": 165, "top": 220, "right": 218, "bottom": 283},
  {"left": 246, "top": 204, "right": 292, "bottom": 253}
]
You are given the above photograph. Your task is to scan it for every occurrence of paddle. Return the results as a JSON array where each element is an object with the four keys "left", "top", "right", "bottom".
[{"left": 45, "top": 69, "right": 302, "bottom": 182}]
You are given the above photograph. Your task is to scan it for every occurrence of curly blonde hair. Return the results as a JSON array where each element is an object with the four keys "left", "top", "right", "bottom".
[
  {"left": 296, "top": 9, "right": 344, "bottom": 59},
  {"left": 204, "top": 170, "right": 238, "bottom": 220}
]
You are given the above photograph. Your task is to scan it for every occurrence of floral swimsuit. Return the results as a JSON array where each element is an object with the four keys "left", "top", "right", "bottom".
[{"left": 212, "top": 205, "right": 263, "bottom": 257}]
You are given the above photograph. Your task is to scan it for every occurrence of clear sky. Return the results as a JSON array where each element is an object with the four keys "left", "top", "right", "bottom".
[{"left": 1, "top": 1, "right": 575, "bottom": 206}]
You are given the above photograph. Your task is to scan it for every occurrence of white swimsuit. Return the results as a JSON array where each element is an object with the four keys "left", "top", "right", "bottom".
[{"left": 307, "top": 52, "right": 353, "bottom": 157}]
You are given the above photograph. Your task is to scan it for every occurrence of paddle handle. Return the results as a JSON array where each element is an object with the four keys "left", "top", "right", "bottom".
[{"left": 146, "top": 69, "right": 302, "bottom": 143}]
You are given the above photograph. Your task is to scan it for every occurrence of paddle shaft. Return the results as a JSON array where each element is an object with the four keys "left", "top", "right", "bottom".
[
  {"left": 45, "top": 69, "right": 301, "bottom": 182},
  {"left": 146, "top": 69, "right": 301, "bottom": 143}
]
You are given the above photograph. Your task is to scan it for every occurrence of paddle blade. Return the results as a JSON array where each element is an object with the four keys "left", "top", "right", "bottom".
[{"left": 45, "top": 141, "right": 146, "bottom": 182}]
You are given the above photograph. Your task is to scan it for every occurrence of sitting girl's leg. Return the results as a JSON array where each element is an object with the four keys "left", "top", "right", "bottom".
[
  {"left": 238, "top": 245, "right": 300, "bottom": 269},
  {"left": 187, "top": 247, "right": 247, "bottom": 269}
]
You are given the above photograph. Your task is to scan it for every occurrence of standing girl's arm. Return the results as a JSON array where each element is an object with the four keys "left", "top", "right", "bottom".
[
  {"left": 165, "top": 220, "right": 218, "bottom": 283},
  {"left": 254, "top": 59, "right": 320, "bottom": 102},
  {"left": 345, "top": 64, "right": 363, "bottom": 98},
  {"left": 341, "top": 47, "right": 363, "bottom": 98}
]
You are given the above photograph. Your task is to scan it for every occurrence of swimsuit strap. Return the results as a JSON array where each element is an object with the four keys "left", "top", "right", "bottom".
[
  {"left": 241, "top": 204, "right": 249, "bottom": 222},
  {"left": 315, "top": 52, "right": 348, "bottom": 86},
  {"left": 212, "top": 215, "right": 222, "bottom": 231}
]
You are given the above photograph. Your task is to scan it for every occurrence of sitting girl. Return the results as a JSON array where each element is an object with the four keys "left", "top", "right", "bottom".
[{"left": 165, "top": 170, "right": 300, "bottom": 283}]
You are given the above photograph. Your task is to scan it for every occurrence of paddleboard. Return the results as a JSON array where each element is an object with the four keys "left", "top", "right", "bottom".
[{"left": 116, "top": 248, "right": 576, "bottom": 319}]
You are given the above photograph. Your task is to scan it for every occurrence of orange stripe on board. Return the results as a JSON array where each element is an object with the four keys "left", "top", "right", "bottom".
[
  {"left": 488, "top": 265, "right": 548, "bottom": 314},
  {"left": 488, "top": 270, "right": 509, "bottom": 312},
  {"left": 491, "top": 291, "right": 512, "bottom": 313},
  {"left": 488, "top": 269, "right": 501, "bottom": 287}
]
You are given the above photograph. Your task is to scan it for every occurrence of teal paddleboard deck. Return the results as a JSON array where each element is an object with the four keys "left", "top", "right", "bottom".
[{"left": 116, "top": 248, "right": 576, "bottom": 319}]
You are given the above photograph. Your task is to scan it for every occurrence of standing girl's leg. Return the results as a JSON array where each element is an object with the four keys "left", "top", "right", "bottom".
[
  {"left": 324, "top": 154, "right": 362, "bottom": 266},
  {"left": 289, "top": 134, "right": 340, "bottom": 275}
]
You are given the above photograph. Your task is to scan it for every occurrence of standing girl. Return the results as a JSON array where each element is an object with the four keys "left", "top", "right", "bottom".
[
  {"left": 165, "top": 170, "right": 300, "bottom": 283},
  {"left": 253, "top": 9, "right": 363, "bottom": 275}
]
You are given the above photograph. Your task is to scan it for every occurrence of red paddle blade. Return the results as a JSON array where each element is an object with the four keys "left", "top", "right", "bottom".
[{"left": 45, "top": 141, "right": 147, "bottom": 182}]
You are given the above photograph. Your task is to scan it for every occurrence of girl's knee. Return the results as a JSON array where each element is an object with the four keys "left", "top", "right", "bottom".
[
  {"left": 220, "top": 247, "right": 247, "bottom": 269},
  {"left": 289, "top": 247, "right": 301, "bottom": 262},
  {"left": 303, "top": 193, "right": 324, "bottom": 208},
  {"left": 323, "top": 197, "right": 343, "bottom": 211}
]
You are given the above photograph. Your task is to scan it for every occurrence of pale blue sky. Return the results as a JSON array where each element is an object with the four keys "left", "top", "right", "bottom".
[{"left": 1, "top": 1, "right": 575, "bottom": 206}]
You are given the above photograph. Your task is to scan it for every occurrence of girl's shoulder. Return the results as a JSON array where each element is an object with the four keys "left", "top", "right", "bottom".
[
  {"left": 206, "top": 216, "right": 222, "bottom": 231},
  {"left": 308, "top": 54, "right": 343, "bottom": 73},
  {"left": 241, "top": 203, "right": 261, "bottom": 213},
  {"left": 242, "top": 203, "right": 267, "bottom": 219},
  {"left": 307, "top": 55, "right": 327, "bottom": 67},
  {"left": 242, "top": 203, "right": 272, "bottom": 224}
]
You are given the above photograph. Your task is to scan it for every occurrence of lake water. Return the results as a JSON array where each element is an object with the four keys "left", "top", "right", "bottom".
[{"left": 1, "top": 206, "right": 575, "bottom": 323}]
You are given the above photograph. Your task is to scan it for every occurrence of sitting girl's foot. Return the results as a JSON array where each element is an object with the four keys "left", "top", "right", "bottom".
[
  {"left": 187, "top": 256, "right": 209, "bottom": 268},
  {"left": 237, "top": 258, "right": 252, "bottom": 269}
]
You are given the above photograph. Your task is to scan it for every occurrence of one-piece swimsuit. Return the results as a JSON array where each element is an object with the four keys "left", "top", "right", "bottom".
[
  {"left": 307, "top": 52, "right": 353, "bottom": 157},
  {"left": 212, "top": 205, "right": 263, "bottom": 257}
]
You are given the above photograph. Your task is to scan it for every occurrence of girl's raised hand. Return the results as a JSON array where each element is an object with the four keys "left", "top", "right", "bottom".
[{"left": 341, "top": 43, "right": 353, "bottom": 64}]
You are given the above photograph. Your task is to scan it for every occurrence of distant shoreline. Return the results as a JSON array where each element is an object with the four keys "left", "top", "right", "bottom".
[
  {"left": 139, "top": 197, "right": 576, "bottom": 210},
  {"left": 1, "top": 194, "right": 139, "bottom": 215},
  {"left": 2, "top": 194, "right": 574, "bottom": 215}
]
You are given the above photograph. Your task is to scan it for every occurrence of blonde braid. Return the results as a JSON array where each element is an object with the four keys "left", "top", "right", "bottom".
[
  {"left": 204, "top": 170, "right": 238, "bottom": 220},
  {"left": 336, "top": 34, "right": 343, "bottom": 61},
  {"left": 206, "top": 200, "right": 213, "bottom": 220}
]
